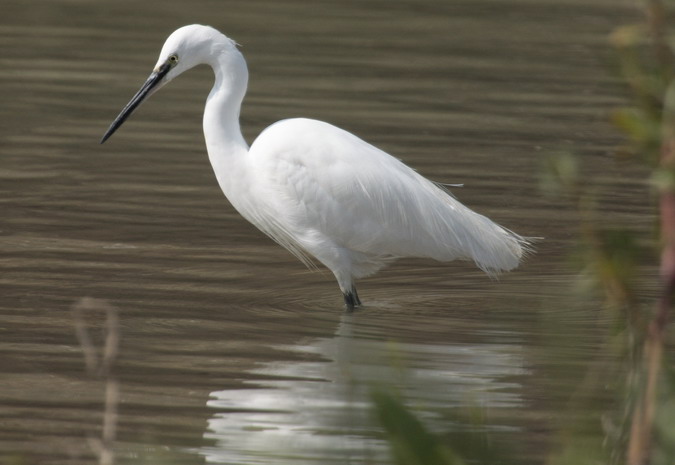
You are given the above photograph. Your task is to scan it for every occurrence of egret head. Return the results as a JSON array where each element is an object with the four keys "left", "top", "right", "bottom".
[
  {"left": 154, "top": 25, "right": 236, "bottom": 83},
  {"left": 100, "top": 24, "right": 238, "bottom": 144}
]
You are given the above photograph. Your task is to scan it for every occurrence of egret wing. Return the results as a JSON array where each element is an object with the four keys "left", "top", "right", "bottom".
[{"left": 249, "top": 118, "right": 526, "bottom": 274}]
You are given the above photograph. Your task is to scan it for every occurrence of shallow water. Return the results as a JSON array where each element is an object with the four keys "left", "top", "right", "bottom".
[{"left": 0, "top": 0, "right": 656, "bottom": 464}]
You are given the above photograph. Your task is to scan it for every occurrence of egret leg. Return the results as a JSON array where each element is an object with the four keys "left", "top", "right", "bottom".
[{"left": 343, "top": 286, "right": 362, "bottom": 310}]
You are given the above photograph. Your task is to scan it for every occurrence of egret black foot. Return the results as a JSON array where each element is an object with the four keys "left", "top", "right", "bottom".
[{"left": 343, "top": 288, "right": 362, "bottom": 311}]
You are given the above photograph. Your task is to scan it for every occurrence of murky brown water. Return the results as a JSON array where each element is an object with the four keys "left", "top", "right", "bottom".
[{"left": 0, "top": 0, "right": 655, "bottom": 464}]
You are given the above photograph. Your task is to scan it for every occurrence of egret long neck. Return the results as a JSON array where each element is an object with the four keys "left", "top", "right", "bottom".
[{"left": 203, "top": 52, "right": 250, "bottom": 197}]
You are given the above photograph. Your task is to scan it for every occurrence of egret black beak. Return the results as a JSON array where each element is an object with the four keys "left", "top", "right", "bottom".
[{"left": 100, "top": 62, "right": 172, "bottom": 144}]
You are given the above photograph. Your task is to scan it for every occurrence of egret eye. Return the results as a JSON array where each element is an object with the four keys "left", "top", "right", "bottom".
[{"left": 168, "top": 54, "right": 179, "bottom": 65}]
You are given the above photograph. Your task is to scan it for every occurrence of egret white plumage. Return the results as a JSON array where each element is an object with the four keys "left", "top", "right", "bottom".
[{"left": 101, "top": 24, "right": 531, "bottom": 309}]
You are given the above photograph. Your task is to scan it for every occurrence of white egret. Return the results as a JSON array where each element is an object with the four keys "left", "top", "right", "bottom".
[{"left": 101, "top": 24, "right": 531, "bottom": 309}]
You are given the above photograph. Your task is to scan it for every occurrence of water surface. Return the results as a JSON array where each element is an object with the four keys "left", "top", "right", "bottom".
[{"left": 0, "top": 0, "right": 652, "bottom": 464}]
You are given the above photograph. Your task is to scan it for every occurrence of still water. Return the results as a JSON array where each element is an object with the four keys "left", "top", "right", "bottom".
[{"left": 0, "top": 0, "right": 652, "bottom": 463}]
